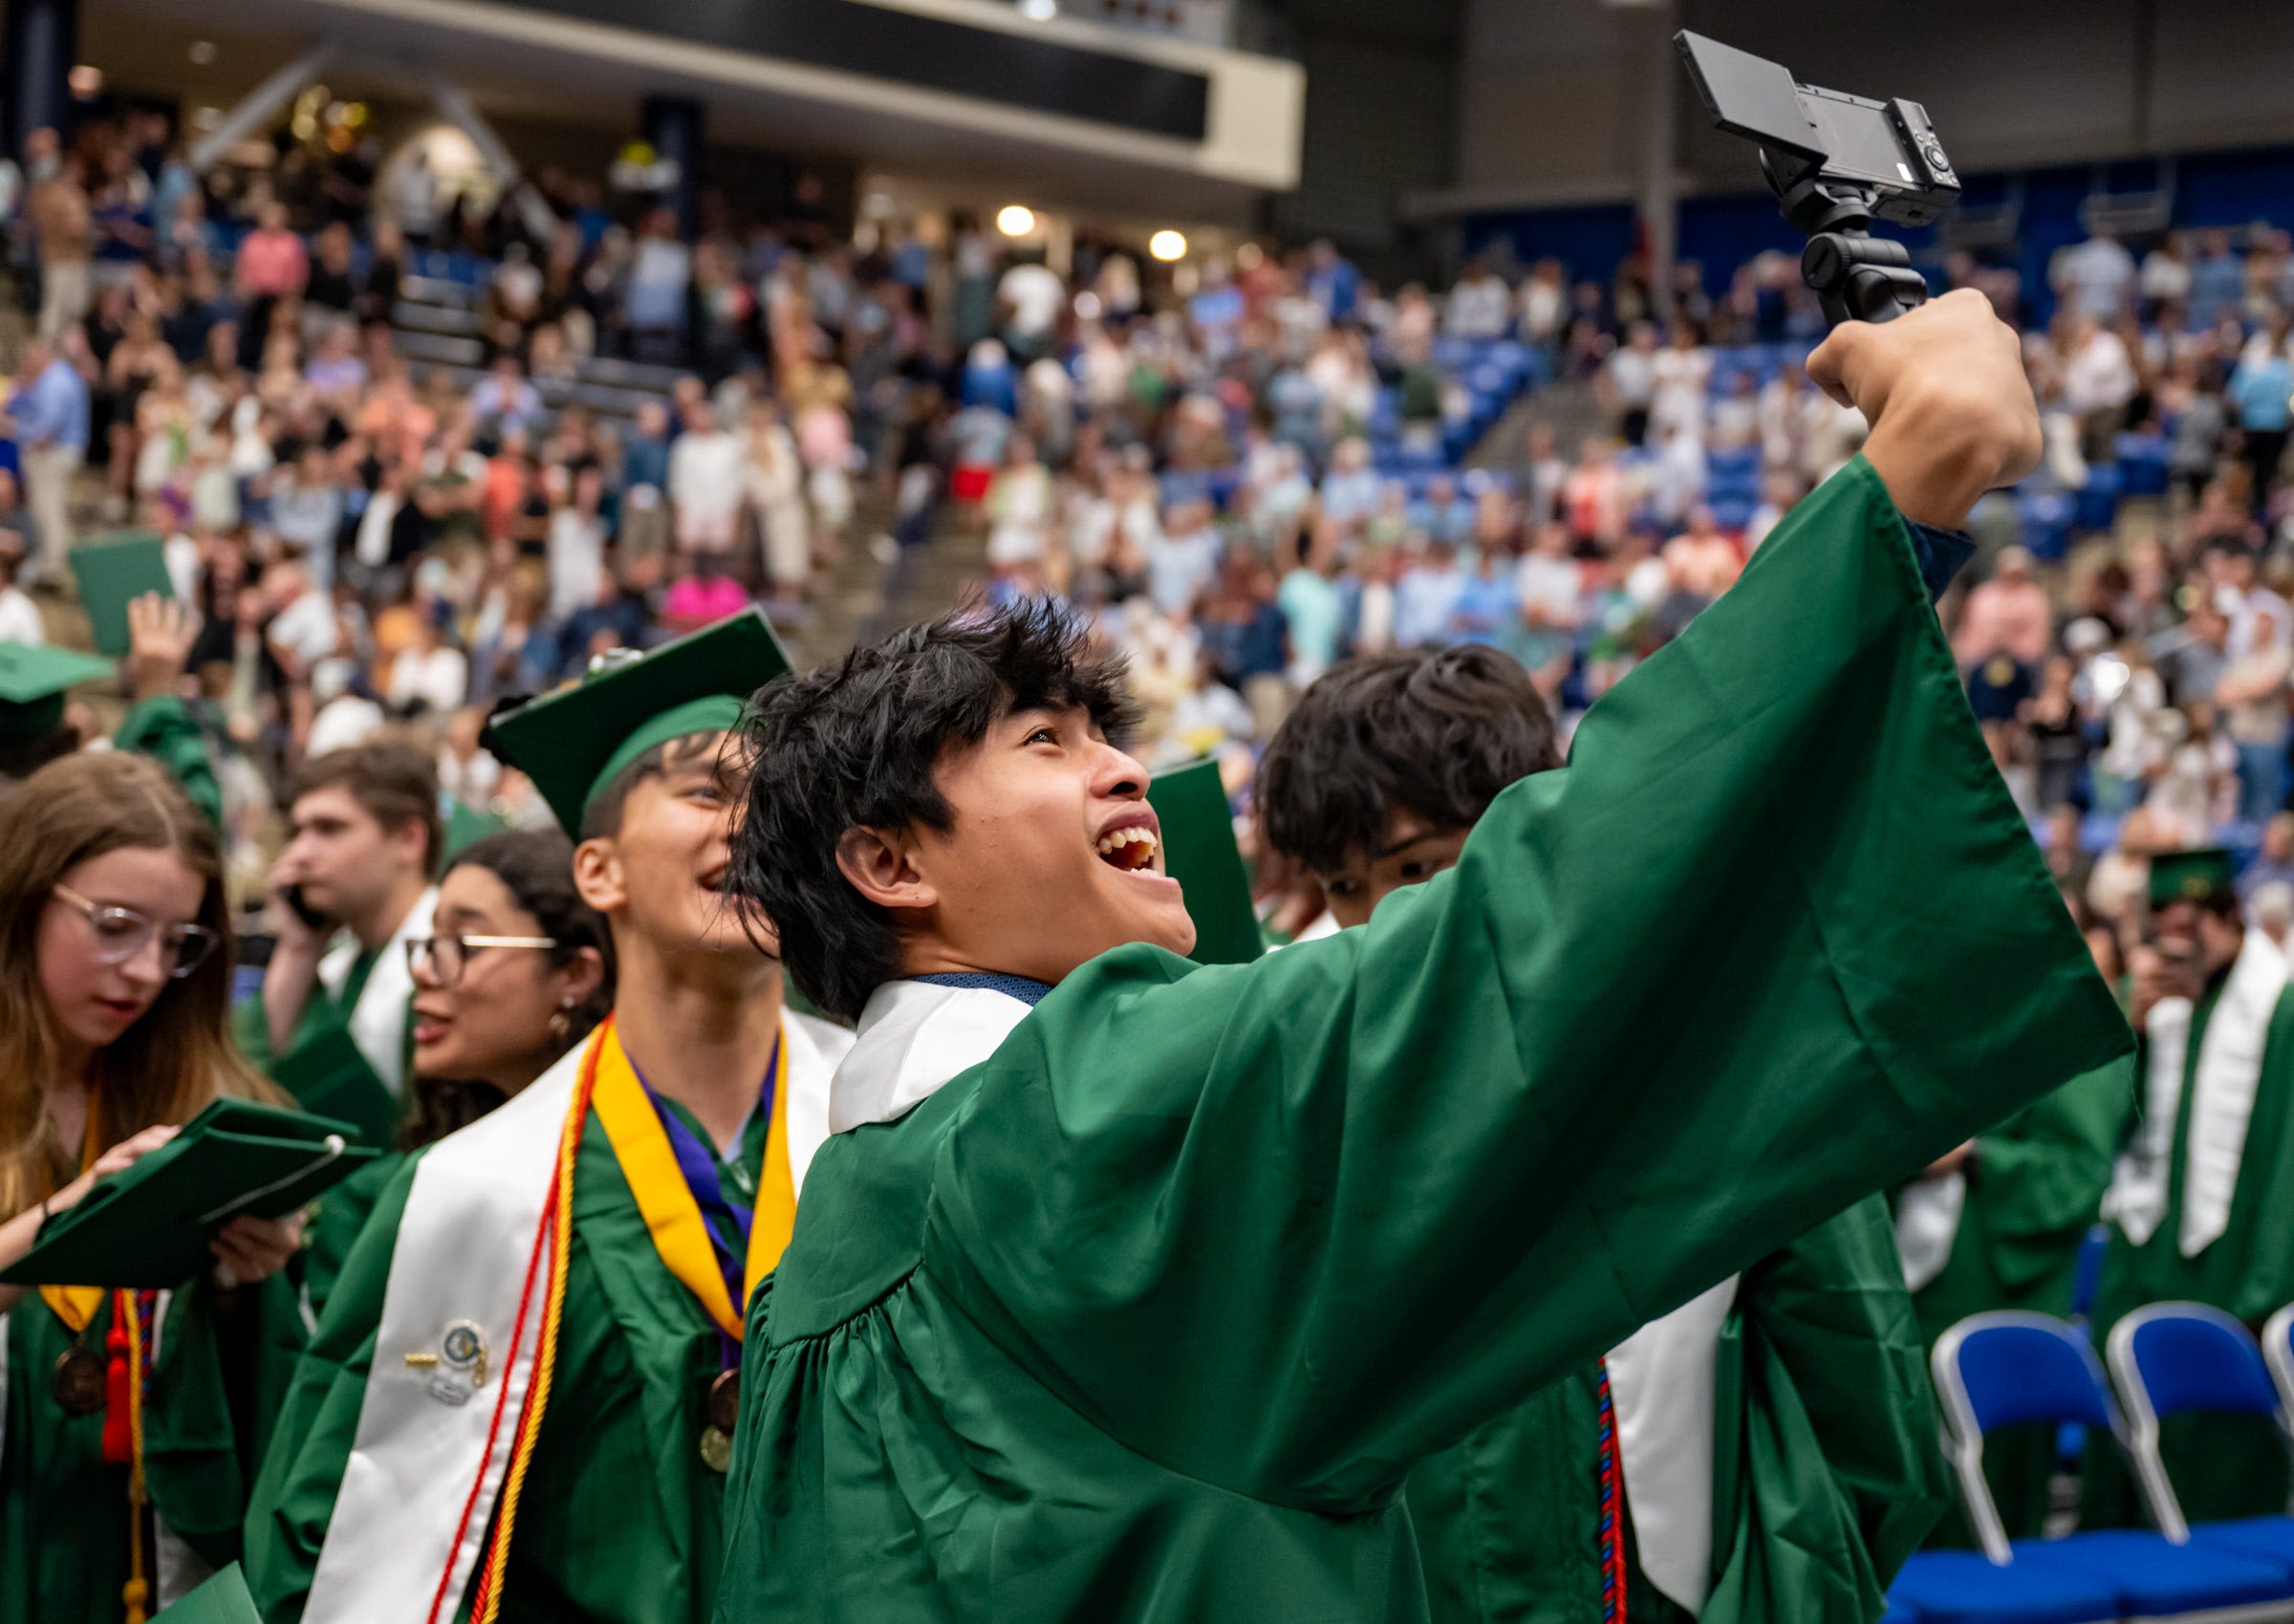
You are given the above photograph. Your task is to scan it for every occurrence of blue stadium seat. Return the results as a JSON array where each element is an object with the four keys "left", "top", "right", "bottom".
[
  {"left": 1904, "top": 1311, "right": 2294, "bottom": 1621},
  {"left": 2018, "top": 494, "right": 2074, "bottom": 561},
  {"left": 2115, "top": 432, "right": 2171, "bottom": 498},
  {"left": 2074, "top": 466, "right": 2124, "bottom": 534},
  {"left": 1879, "top": 1601, "right": 1925, "bottom": 1624},
  {"left": 2110, "top": 1302, "right": 2294, "bottom": 1576}
]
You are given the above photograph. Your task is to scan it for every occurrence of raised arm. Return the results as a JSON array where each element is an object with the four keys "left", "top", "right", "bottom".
[{"left": 923, "top": 299, "right": 2128, "bottom": 1513}]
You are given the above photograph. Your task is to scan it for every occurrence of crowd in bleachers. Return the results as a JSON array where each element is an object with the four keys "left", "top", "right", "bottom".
[{"left": 10, "top": 103, "right": 2294, "bottom": 956}]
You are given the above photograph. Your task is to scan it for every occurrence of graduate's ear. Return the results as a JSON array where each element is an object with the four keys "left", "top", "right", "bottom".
[
  {"left": 573, "top": 836, "right": 627, "bottom": 917},
  {"left": 835, "top": 826, "right": 937, "bottom": 915}
]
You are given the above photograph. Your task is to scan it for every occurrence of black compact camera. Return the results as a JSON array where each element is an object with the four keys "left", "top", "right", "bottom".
[{"left": 1677, "top": 32, "right": 1960, "bottom": 325}]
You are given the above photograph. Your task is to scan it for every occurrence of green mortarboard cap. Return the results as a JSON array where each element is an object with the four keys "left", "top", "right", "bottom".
[
  {"left": 68, "top": 531, "right": 174, "bottom": 658},
  {"left": 0, "top": 640, "right": 116, "bottom": 737},
  {"left": 2149, "top": 847, "right": 2238, "bottom": 909},
  {"left": 153, "top": 1563, "right": 260, "bottom": 1623},
  {"left": 269, "top": 1020, "right": 400, "bottom": 1148},
  {"left": 442, "top": 797, "right": 510, "bottom": 863},
  {"left": 0, "top": 1097, "right": 378, "bottom": 1288},
  {"left": 1147, "top": 757, "right": 1265, "bottom": 966},
  {"left": 482, "top": 609, "right": 792, "bottom": 837}
]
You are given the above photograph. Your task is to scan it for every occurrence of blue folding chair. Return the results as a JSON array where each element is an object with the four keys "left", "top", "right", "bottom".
[
  {"left": 2110, "top": 1303, "right": 2294, "bottom": 1575},
  {"left": 1891, "top": 1312, "right": 2294, "bottom": 1623}
]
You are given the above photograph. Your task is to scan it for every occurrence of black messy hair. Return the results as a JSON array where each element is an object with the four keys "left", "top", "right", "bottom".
[
  {"left": 730, "top": 598, "right": 1139, "bottom": 1023},
  {"left": 1258, "top": 646, "right": 1562, "bottom": 877}
]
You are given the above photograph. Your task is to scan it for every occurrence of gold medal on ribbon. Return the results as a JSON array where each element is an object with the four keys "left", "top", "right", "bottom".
[
  {"left": 51, "top": 1343, "right": 106, "bottom": 1416},
  {"left": 707, "top": 1371, "right": 740, "bottom": 1433}
]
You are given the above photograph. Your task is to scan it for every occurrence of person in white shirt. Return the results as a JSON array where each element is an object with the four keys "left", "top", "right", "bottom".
[
  {"left": 0, "top": 541, "right": 41, "bottom": 644},
  {"left": 545, "top": 465, "right": 610, "bottom": 622},
  {"left": 2059, "top": 316, "right": 2138, "bottom": 460},
  {"left": 1648, "top": 323, "right": 1714, "bottom": 442},
  {"left": 667, "top": 399, "right": 746, "bottom": 557},
  {"left": 2054, "top": 229, "right": 2136, "bottom": 321},
  {"left": 386, "top": 614, "right": 468, "bottom": 719},
  {"left": 1443, "top": 260, "right": 1513, "bottom": 342},
  {"left": 1599, "top": 322, "right": 1660, "bottom": 445},
  {"left": 998, "top": 254, "right": 1067, "bottom": 360}
]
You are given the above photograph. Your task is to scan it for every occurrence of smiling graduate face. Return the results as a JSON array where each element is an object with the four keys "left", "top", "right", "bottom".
[{"left": 837, "top": 702, "right": 1198, "bottom": 985}]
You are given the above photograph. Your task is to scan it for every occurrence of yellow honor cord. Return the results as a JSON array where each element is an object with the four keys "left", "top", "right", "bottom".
[{"left": 591, "top": 1022, "right": 793, "bottom": 1340}]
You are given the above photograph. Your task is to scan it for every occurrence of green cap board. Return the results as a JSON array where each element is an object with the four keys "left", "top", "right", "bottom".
[
  {"left": 1147, "top": 757, "right": 1265, "bottom": 966},
  {"left": 483, "top": 608, "right": 792, "bottom": 838},
  {"left": 0, "top": 640, "right": 115, "bottom": 737},
  {"left": 441, "top": 797, "right": 510, "bottom": 863},
  {"left": 67, "top": 531, "right": 174, "bottom": 658},
  {"left": 0, "top": 1097, "right": 378, "bottom": 1288},
  {"left": 2149, "top": 847, "right": 2238, "bottom": 909},
  {"left": 152, "top": 1564, "right": 260, "bottom": 1623}
]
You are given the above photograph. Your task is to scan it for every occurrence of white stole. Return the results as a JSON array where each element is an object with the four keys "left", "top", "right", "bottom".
[
  {"left": 2182, "top": 932, "right": 2287, "bottom": 1255},
  {"left": 1895, "top": 1173, "right": 1968, "bottom": 1293},
  {"left": 829, "top": 981, "right": 1036, "bottom": 1134},
  {"left": 316, "top": 887, "right": 438, "bottom": 1095},
  {"left": 1606, "top": 1275, "right": 1741, "bottom": 1615},
  {"left": 2106, "top": 931, "right": 2287, "bottom": 1252},
  {"left": 301, "top": 1011, "right": 845, "bottom": 1622}
]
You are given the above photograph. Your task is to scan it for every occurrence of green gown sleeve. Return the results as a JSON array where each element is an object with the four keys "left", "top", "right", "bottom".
[
  {"left": 1701, "top": 1196, "right": 1950, "bottom": 1624},
  {"left": 922, "top": 456, "right": 2133, "bottom": 1512},
  {"left": 242, "top": 1158, "right": 419, "bottom": 1623},
  {"left": 1971, "top": 1061, "right": 2129, "bottom": 1298},
  {"left": 114, "top": 695, "right": 222, "bottom": 828}
]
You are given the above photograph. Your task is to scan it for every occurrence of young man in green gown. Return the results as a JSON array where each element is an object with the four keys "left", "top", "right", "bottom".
[
  {"left": 244, "top": 612, "right": 852, "bottom": 1624},
  {"left": 1255, "top": 644, "right": 1951, "bottom": 1623},
  {"left": 712, "top": 290, "right": 2131, "bottom": 1621},
  {"left": 2087, "top": 847, "right": 2294, "bottom": 1526}
]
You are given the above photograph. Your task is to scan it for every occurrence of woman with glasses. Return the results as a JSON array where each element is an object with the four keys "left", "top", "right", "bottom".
[
  {"left": 0, "top": 750, "right": 303, "bottom": 1624},
  {"left": 301, "top": 827, "right": 612, "bottom": 1312}
]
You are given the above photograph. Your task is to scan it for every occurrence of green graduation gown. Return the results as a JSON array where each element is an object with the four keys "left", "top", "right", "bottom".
[
  {"left": 2090, "top": 943, "right": 2294, "bottom": 1526},
  {"left": 1899, "top": 1062, "right": 2128, "bottom": 1544},
  {"left": 713, "top": 457, "right": 2132, "bottom": 1623},
  {"left": 246, "top": 1113, "right": 764, "bottom": 1624},
  {"left": 3, "top": 1279, "right": 296, "bottom": 1624},
  {"left": 1406, "top": 1196, "right": 1947, "bottom": 1624}
]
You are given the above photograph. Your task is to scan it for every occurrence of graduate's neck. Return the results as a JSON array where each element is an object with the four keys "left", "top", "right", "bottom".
[
  {"left": 345, "top": 871, "right": 430, "bottom": 956},
  {"left": 611, "top": 937, "right": 784, "bottom": 1151}
]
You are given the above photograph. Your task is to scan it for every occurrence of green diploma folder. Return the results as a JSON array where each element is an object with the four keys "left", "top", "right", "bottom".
[
  {"left": 0, "top": 1099, "right": 377, "bottom": 1288},
  {"left": 153, "top": 1563, "right": 260, "bottom": 1622},
  {"left": 1147, "top": 757, "right": 1266, "bottom": 966}
]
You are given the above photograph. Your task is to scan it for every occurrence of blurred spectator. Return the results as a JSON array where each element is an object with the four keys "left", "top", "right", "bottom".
[
  {"left": 2055, "top": 227, "right": 2135, "bottom": 320},
  {"left": 8, "top": 335, "right": 87, "bottom": 585}
]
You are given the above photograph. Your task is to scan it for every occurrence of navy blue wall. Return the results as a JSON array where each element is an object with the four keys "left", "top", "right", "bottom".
[{"left": 1462, "top": 141, "right": 2294, "bottom": 318}]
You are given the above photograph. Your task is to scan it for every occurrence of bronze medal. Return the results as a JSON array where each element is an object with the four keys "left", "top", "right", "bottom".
[
  {"left": 51, "top": 1345, "right": 106, "bottom": 1417},
  {"left": 707, "top": 1370, "right": 740, "bottom": 1434},
  {"left": 698, "top": 1425, "right": 733, "bottom": 1474}
]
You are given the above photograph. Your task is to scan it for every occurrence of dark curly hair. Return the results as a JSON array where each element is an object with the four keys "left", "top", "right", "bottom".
[
  {"left": 400, "top": 827, "right": 616, "bottom": 1150},
  {"left": 1257, "top": 645, "right": 1561, "bottom": 877},
  {"left": 731, "top": 598, "right": 1138, "bottom": 1023}
]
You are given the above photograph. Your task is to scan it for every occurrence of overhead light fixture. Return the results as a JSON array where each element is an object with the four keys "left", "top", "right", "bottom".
[
  {"left": 188, "top": 40, "right": 218, "bottom": 66},
  {"left": 996, "top": 204, "right": 1036, "bottom": 237},
  {"left": 1019, "top": 0, "right": 1058, "bottom": 18},
  {"left": 1149, "top": 229, "right": 1188, "bottom": 263}
]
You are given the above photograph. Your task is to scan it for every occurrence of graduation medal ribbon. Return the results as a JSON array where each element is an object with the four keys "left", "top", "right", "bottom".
[
  {"left": 456, "top": 1015, "right": 793, "bottom": 1624},
  {"left": 36, "top": 1095, "right": 161, "bottom": 1624}
]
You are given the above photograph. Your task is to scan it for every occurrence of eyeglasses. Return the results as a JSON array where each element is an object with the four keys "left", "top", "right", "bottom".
[
  {"left": 51, "top": 883, "right": 222, "bottom": 979},
  {"left": 404, "top": 933, "right": 560, "bottom": 988}
]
